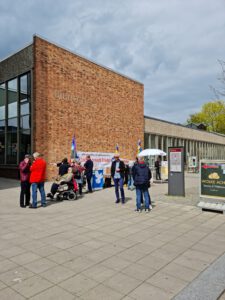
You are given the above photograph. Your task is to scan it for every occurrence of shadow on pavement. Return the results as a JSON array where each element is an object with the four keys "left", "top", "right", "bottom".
[{"left": 0, "top": 178, "right": 20, "bottom": 190}]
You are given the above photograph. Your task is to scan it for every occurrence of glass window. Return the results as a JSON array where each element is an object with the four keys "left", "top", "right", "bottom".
[
  {"left": 6, "top": 132, "right": 17, "bottom": 164},
  {"left": 20, "top": 130, "right": 31, "bottom": 160},
  {"left": 8, "top": 78, "right": 18, "bottom": 118},
  {"left": 8, "top": 117, "right": 18, "bottom": 132},
  {"left": 20, "top": 102, "right": 30, "bottom": 115},
  {"left": 0, "top": 133, "right": 5, "bottom": 164},
  {"left": 20, "top": 115, "right": 30, "bottom": 130},
  {"left": 0, "top": 83, "right": 5, "bottom": 120},
  {"left": 0, "top": 120, "right": 5, "bottom": 133},
  {"left": 20, "top": 74, "right": 30, "bottom": 102}
]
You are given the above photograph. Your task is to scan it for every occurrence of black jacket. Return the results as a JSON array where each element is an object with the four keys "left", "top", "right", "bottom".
[
  {"left": 84, "top": 160, "right": 93, "bottom": 178},
  {"left": 132, "top": 162, "right": 152, "bottom": 187},
  {"left": 111, "top": 160, "right": 125, "bottom": 179},
  {"left": 57, "top": 162, "right": 70, "bottom": 176}
]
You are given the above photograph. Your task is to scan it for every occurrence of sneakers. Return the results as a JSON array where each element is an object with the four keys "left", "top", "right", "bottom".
[
  {"left": 145, "top": 205, "right": 152, "bottom": 212},
  {"left": 41, "top": 204, "right": 47, "bottom": 207}
]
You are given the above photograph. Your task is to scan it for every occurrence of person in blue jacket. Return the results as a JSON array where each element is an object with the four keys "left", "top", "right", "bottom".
[{"left": 132, "top": 156, "right": 152, "bottom": 212}]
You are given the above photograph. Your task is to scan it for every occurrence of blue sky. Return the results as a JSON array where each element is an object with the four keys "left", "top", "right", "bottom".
[{"left": 0, "top": 0, "right": 225, "bottom": 123}]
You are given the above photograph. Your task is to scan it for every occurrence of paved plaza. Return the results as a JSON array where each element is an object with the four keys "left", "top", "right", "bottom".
[{"left": 0, "top": 174, "right": 225, "bottom": 299}]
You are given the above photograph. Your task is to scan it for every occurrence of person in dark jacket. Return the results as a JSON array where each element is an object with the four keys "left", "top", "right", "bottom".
[
  {"left": 84, "top": 155, "right": 94, "bottom": 193},
  {"left": 155, "top": 157, "right": 161, "bottom": 180},
  {"left": 132, "top": 156, "right": 152, "bottom": 212},
  {"left": 57, "top": 157, "right": 70, "bottom": 176},
  {"left": 19, "top": 154, "right": 31, "bottom": 207},
  {"left": 111, "top": 153, "right": 125, "bottom": 203}
]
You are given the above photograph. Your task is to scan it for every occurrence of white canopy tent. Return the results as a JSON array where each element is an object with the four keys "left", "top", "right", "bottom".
[
  {"left": 138, "top": 148, "right": 167, "bottom": 181},
  {"left": 138, "top": 148, "right": 167, "bottom": 157}
]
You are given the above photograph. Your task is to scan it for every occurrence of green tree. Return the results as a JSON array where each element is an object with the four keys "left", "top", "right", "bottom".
[{"left": 188, "top": 100, "right": 225, "bottom": 134}]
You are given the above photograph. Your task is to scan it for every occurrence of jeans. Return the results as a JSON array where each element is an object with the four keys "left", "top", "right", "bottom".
[
  {"left": 114, "top": 178, "right": 125, "bottom": 202},
  {"left": 31, "top": 182, "right": 46, "bottom": 207},
  {"left": 136, "top": 186, "right": 151, "bottom": 210},
  {"left": 128, "top": 175, "right": 134, "bottom": 190},
  {"left": 20, "top": 181, "right": 30, "bottom": 207}
]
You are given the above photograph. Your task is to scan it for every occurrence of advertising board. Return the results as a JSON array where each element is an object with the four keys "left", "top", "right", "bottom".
[{"left": 200, "top": 160, "right": 225, "bottom": 200}]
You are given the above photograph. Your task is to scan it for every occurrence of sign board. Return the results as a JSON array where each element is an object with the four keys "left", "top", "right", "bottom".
[
  {"left": 92, "top": 169, "right": 104, "bottom": 190},
  {"left": 170, "top": 148, "right": 182, "bottom": 172},
  {"left": 168, "top": 147, "right": 185, "bottom": 196},
  {"left": 77, "top": 151, "right": 114, "bottom": 170},
  {"left": 200, "top": 160, "right": 225, "bottom": 200}
]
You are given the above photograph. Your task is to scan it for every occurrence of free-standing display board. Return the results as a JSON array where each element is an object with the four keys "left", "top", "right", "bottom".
[{"left": 168, "top": 147, "right": 185, "bottom": 196}]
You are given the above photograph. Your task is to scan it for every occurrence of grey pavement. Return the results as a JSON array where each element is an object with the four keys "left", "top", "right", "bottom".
[{"left": 0, "top": 173, "right": 225, "bottom": 300}]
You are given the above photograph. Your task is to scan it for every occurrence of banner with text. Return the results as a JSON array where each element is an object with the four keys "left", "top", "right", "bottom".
[{"left": 200, "top": 160, "right": 225, "bottom": 199}]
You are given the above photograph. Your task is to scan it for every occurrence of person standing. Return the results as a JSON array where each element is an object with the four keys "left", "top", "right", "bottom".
[
  {"left": 155, "top": 157, "right": 161, "bottom": 180},
  {"left": 29, "top": 152, "right": 47, "bottom": 208},
  {"left": 132, "top": 156, "right": 152, "bottom": 212},
  {"left": 84, "top": 155, "right": 93, "bottom": 193},
  {"left": 19, "top": 154, "right": 31, "bottom": 207},
  {"left": 111, "top": 153, "right": 125, "bottom": 204}
]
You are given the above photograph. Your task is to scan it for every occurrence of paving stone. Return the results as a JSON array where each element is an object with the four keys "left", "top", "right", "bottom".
[
  {"left": 146, "top": 271, "right": 188, "bottom": 297},
  {"left": 121, "top": 263, "right": 157, "bottom": 281},
  {"left": 103, "top": 272, "right": 142, "bottom": 295},
  {"left": 12, "top": 275, "right": 53, "bottom": 298},
  {"left": 83, "top": 264, "right": 117, "bottom": 283},
  {"left": 59, "top": 274, "right": 99, "bottom": 296},
  {"left": 24, "top": 258, "right": 57, "bottom": 274},
  {"left": 128, "top": 282, "right": 168, "bottom": 300},
  {"left": 0, "top": 266, "right": 34, "bottom": 286},
  {"left": 0, "top": 259, "right": 19, "bottom": 274},
  {"left": 0, "top": 287, "right": 26, "bottom": 300},
  {"left": 0, "top": 246, "right": 26, "bottom": 258},
  {"left": 10, "top": 252, "right": 41, "bottom": 265},
  {"left": 40, "top": 265, "right": 75, "bottom": 284},
  {"left": 80, "top": 283, "right": 123, "bottom": 300},
  {"left": 29, "top": 285, "right": 76, "bottom": 300},
  {"left": 161, "top": 262, "right": 199, "bottom": 282}
]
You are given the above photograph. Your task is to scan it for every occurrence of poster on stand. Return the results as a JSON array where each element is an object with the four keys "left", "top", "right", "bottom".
[
  {"left": 92, "top": 169, "right": 104, "bottom": 190},
  {"left": 200, "top": 160, "right": 225, "bottom": 200}
]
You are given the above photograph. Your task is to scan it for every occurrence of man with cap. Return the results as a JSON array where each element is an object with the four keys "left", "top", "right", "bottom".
[
  {"left": 19, "top": 154, "right": 31, "bottom": 207},
  {"left": 111, "top": 153, "right": 125, "bottom": 203}
]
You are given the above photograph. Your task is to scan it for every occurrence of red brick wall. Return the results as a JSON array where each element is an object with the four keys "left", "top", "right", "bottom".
[{"left": 33, "top": 36, "right": 144, "bottom": 179}]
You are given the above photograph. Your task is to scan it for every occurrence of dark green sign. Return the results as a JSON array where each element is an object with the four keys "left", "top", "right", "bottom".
[{"left": 201, "top": 161, "right": 225, "bottom": 199}]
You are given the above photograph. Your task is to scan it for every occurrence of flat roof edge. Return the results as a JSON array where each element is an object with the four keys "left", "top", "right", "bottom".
[
  {"left": 144, "top": 115, "right": 225, "bottom": 138},
  {"left": 0, "top": 43, "right": 33, "bottom": 63}
]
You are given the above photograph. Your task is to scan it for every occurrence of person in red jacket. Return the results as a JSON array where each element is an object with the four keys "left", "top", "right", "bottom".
[
  {"left": 19, "top": 154, "right": 31, "bottom": 207},
  {"left": 29, "top": 152, "right": 47, "bottom": 208}
]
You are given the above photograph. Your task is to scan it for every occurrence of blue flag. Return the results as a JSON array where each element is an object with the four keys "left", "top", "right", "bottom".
[{"left": 71, "top": 135, "right": 78, "bottom": 158}]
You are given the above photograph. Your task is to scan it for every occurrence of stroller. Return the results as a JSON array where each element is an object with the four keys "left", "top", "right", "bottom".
[{"left": 55, "top": 178, "right": 78, "bottom": 201}]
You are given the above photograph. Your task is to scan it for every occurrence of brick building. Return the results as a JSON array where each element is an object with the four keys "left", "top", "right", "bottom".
[
  {"left": 1, "top": 35, "right": 225, "bottom": 180},
  {"left": 0, "top": 36, "right": 144, "bottom": 179}
]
